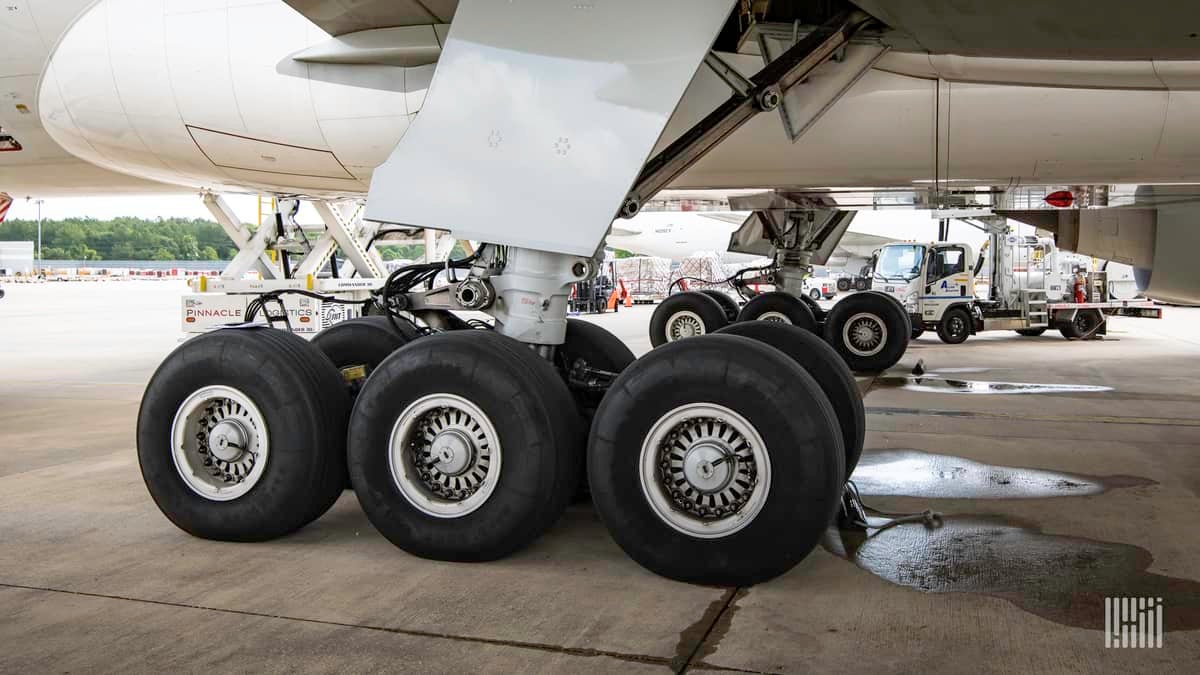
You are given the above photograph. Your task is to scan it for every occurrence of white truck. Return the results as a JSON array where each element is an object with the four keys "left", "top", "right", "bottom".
[{"left": 870, "top": 233, "right": 1161, "bottom": 343}]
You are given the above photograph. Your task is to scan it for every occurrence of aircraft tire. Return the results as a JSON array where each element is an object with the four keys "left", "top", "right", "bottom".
[
  {"left": 137, "top": 328, "right": 349, "bottom": 541},
  {"left": 348, "top": 331, "right": 582, "bottom": 561},
  {"left": 1015, "top": 328, "right": 1047, "bottom": 337},
  {"left": 649, "top": 291, "right": 729, "bottom": 347},
  {"left": 716, "top": 321, "right": 865, "bottom": 477},
  {"left": 823, "top": 292, "right": 909, "bottom": 372},
  {"left": 699, "top": 289, "right": 740, "bottom": 322},
  {"left": 736, "top": 291, "right": 817, "bottom": 333},
  {"left": 588, "top": 335, "right": 843, "bottom": 586}
]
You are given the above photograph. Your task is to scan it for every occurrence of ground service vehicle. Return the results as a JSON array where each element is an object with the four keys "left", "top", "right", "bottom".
[{"left": 871, "top": 220, "right": 1161, "bottom": 343}]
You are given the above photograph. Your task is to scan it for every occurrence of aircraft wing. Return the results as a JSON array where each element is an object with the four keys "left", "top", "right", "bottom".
[{"left": 283, "top": 1, "right": 456, "bottom": 36}]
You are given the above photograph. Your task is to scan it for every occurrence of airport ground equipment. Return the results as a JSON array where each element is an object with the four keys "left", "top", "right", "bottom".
[
  {"left": 140, "top": 4, "right": 876, "bottom": 587},
  {"left": 868, "top": 220, "right": 1161, "bottom": 343}
]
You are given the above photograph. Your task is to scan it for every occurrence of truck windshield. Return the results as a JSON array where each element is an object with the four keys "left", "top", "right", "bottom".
[{"left": 874, "top": 244, "right": 925, "bottom": 282}]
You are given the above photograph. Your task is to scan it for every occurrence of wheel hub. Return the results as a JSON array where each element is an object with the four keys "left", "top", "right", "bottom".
[
  {"left": 390, "top": 394, "right": 502, "bottom": 518},
  {"left": 207, "top": 419, "right": 249, "bottom": 462},
  {"left": 667, "top": 311, "right": 705, "bottom": 340},
  {"left": 681, "top": 442, "right": 734, "bottom": 493},
  {"left": 757, "top": 311, "right": 791, "bottom": 324},
  {"left": 843, "top": 312, "right": 887, "bottom": 357},
  {"left": 170, "top": 385, "right": 269, "bottom": 502},
  {"left": 430, "top": 428, "right": 474, "bottom": 476},
  {"left": 656, "top": 415, "right": 757, "bottom": 521}
]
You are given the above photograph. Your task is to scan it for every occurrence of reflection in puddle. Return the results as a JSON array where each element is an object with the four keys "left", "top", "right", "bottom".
[
  {"left": 851, "top": 449, "right": 1154, "bottom": 499},
  {"left": 875, "top": 376, "right": 1112, "bottom": 395},
  {"left": 823, "top": 516, "right": 1200, "bottom": 631}
]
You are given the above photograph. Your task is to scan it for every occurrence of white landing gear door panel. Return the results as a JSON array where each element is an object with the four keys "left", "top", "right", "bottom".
[{"left": 365, "top": 0, "right": 735, "bottom": 256}]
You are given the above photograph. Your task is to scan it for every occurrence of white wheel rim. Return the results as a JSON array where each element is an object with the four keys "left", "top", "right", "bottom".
[
  {"left": 171, "top": 385, "right": 269, "bottom": 502},
  {"left": 843, "top": 312, "right": 887, "bottom": 357},
  {"left": 666, "top": 310, "right": 706, "bottom": 341},
  {"left": 756, "top": 311, "right": 792, "bottom": 324},
  {"left": 639, "top": 403, "right": 771, "bottom": 539},
  {"left": 389, "top": 393, "right": 501, "bottom": 518}
]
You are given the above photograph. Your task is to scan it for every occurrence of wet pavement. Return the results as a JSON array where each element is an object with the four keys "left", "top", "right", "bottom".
[
  {"left": 2, "top": 285, "right": 1200, "bottom": 673},
  {"left": 824, "top": 515, "right": 1200, "bottom": 631},
  {"left": 851, "top": 448, "right": 1155, "bottom": 499}
]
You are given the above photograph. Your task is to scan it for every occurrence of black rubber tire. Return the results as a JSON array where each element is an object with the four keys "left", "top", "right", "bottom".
[
  {"left": 312, "top": 316, "right": 416, "bottom": 400},
  {"left": 861, "top": 290, "right": 913, "bottom": 337},
  {"left": 588, "top": 335, "right": 844, "bottom": 586},
  {"left": 559, "top": 318, "right": 636, "bottom": 412},
  {"left": 736, "top": 291, "right": 817, "bottom": 333},
  {"left": 937, "top": 307, "right": 972, "bottom": 344},
  {"left": 836, "top": 278, "right": 851, "bottom": 292},
  {"left": 1015, "top": 328, "right": 1047, "bottom": 337},
  {"left": 649, "top": 291, "right": 729, "bottom": 347},
  {"left": 912, "top": 327, "right": 925, "bottom": 340},
  {"left": 798, "top": 293, "right": 826, "bottom": 323},
  {"left": 699, "top": 290, "right": 740, "bottom": 323},
  {"left": 822, "top": 292, "right": 909, "bottom": 373},
  {"left": 716, "top": 322, "right": 865, "bottom": 477},
  {"left": 137, "top": 328, "right": 349, "bottom": 541},
  {"left": 348, "top": 331, "right": 582, "bottom": 561},
  {"left": 853, "top": 278, "right": 870, "bottom": 291},
  {"left": 1059, "top": 309, "right": 1103, "bottom": 339}
]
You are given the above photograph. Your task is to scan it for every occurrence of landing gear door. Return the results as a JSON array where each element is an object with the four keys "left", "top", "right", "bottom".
[{"left": 925, "top": 246, "right": 971, "bottom": 300}]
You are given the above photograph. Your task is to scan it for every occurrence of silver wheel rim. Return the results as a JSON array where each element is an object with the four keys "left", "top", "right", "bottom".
[
  {"left": 666, "top": 310, "right": 706, "bottom": 341},
  {"left": 639, "top": 403, "right": 771, "bottom": 539},
  {"left": 757, "top": 311, "right": 792, "bottom": 324},
  {"left": 843, "top": 312, "right": 887, "bottom": 357},
  {"left": 171, "top": 385, "right": 269, "bottom": 502},
  {"left": 389, "top": 394, "right": 501, "bottom": 518}
]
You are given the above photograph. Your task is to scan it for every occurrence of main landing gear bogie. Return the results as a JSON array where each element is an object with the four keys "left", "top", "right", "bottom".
[
  {"left": 652, "top": 287, "right": 909, "bottom": 373},
  {"left": 140, "top": 253, "right": 865, "bottom": 587}
]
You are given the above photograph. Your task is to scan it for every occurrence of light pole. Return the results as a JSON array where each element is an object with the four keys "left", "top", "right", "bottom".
[{"left": 35, "top": 198, "right": 43, "bottom": 273}]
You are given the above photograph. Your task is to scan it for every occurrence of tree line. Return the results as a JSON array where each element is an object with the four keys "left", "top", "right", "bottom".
[{"left": 0, "top": 216, "right": 428, "bottom": 262}]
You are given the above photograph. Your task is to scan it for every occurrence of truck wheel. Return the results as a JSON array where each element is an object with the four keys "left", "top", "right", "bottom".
[
  {"left": 837, "top": 278, "right": 851, "bottom": 292},
  {"left": 1059, "top": 310, "right": 1103, "bottom": 339},
  {"left": 138, "top": 328, "right": 349, "bottom": 541},
  {"left": 312, "top": 316, "right": 416, "bottom": 401},
  {"left": 717, "top": 322, "right": 864, "bottom": 477},
  {"left": 699, "top": 290, "right": 740, "bottom": 322},
  {"left": 1015, "top": 328, "right": 1047, "bottom": 337},
  {"left": 588, "top": 335, "right": 844, "bottom": 586},
  {"left": 649, "top": 292, "right": 729, "bottom": 346},
  {"left": 808, "top": 288, "right": 821, "bottom": 301},
  {"left": 823, "top": 293, "right": 909, "bottom": 372},
  {"left": 348, "top": 331, "right": 582, "bottom": 561},
  {"left": 853, "top": 278, "right": 869, "bottom": 291},
  {"left": 736, "top": 291, "right": 817, "bottom": 333},
  {"left": 937, "top": 307, "right": 972, "bottom": 344}
]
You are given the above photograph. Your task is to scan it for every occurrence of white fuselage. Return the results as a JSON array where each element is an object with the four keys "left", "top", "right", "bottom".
[{"left": 7, "top": 0, "right": 1200, "bottom": 199}]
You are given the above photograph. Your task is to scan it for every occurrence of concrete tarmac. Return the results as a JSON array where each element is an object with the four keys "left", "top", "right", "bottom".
[{"left": 1, "top": 280, "right": 1198, "bottom": 673}]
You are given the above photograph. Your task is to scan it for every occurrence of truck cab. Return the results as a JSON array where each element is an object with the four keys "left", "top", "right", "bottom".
[{"left": 870, "top": 241, "right": 977, "bottom": 341}]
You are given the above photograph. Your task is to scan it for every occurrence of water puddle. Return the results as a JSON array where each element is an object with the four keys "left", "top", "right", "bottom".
[
  {"left": 823, "top": 516, "right": 1200, "bottom": 631},
  {"left": 874, "top": 376, "right": 1112, "bottom": 395},
  {"left": 851, "top": 449, "right": 1155, "bottom": 499}
]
